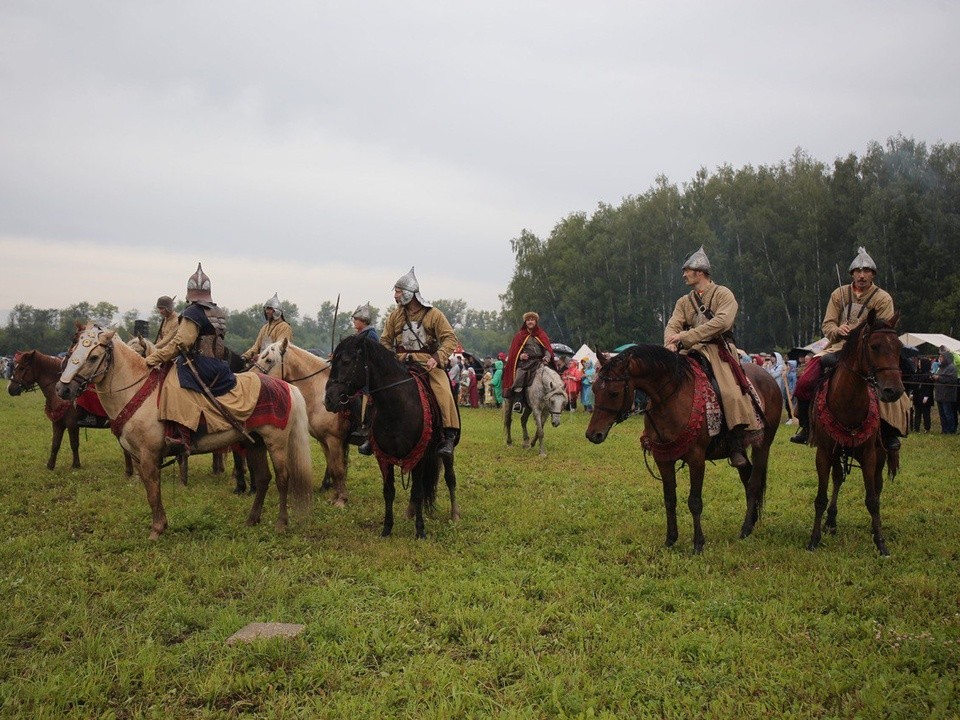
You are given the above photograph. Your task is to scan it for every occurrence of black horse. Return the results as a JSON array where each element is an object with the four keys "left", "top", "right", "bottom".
[{"left": 323, "top": 334, "right": 460, "bottom": 539}]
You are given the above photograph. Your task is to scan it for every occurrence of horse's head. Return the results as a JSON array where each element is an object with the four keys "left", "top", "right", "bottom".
[
  {"left": 252, "top": 338, "right": 288, "bottom": 378},
  {"left": 324, "top": 335, "right": 367, "bottom": 412},
  {"left": 846, "top": 309, "right": 905, "bottom": 403},
  {"left": 8, "top": 350, "right": 36, "bottom": 396},
  {"left": 56, "top": 324, "right": 115, "bottom": 400},
  {"left": 585, "top": 352, "right": 634, "bottom": 443},
  {"left": 542, "top": 369, "right": 566, "bottom": 427},
  {"left": 126, "top": 334, "right": 155, "bottom": 358}
]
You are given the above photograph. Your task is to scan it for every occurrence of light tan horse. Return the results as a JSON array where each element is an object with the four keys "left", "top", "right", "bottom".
[
  {"left": 126, "top": 334, "right": 250, "bottom": 492},
  {"left": 253, "top": 338, "right": 352, "bottom": 506},
  {"left": 57, "top": 323, "right": 313, "bottom": 540}
]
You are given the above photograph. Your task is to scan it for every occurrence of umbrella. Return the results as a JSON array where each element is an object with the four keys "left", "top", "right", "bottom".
[
  {"left": 551, "top": 343, "right": 574, "bottom": 355},
  {"left": 613, "top": 343, "right": 637, "bottom": 353}
]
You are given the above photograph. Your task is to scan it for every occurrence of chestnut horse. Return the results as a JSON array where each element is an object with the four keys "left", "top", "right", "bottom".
[
  {"left": 9, "top": 349, "right": 134, "bottom": 475},
  {"left": 585, "top": 345, "right": 782, "bottom": 553},
  {"left": 56, "top": 324, "right": 312, "bottom": 540},
  {"left": 252, "top": 339, "right": 352, "bottom": 505},
  {"left": 324, "top": 333, "right": 459, "bottom": 539},
  {"left": 127, "top": 335, "right": 250, "bottom": 493},
  {"left": 807, "top": 309, "right": 904, "bottom": 555}
]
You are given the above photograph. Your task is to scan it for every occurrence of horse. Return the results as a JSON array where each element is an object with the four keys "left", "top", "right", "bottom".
[
  {"left": 585, "top": 344, "right": 782, "bottom": 554},
  {"left": 9, "top": 349, "right": 135, "bottom": 476},
  {"left": 127, "top": 334, "right": 251, "bottom": 493},
  {"left": 323, "top": 333, "right": 459, "bottom": 539},
  {"left": 503, "top": 364, "right": 566, "bottom": 457},
  {"left": 252, "top": 339, "right": 352, "bottom": 506},
  {"left": 55, "top": 323, "right": 313, "bottom": 540},
  {"left": 807, "top": 309, "right": 904, "bottom": 556}
]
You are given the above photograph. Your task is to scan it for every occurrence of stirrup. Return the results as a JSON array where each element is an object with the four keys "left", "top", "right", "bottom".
[
  {"left": 790, "top": 427, "right": 809, "bottom": 444},
  {"left": 512, "top": 401, "right": 523, "bottom": 414},
  {"left": 357, "top": 440, "right": 373, "bottom": 456}
]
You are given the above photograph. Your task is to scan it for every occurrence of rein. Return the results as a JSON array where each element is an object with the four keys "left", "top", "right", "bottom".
[{"left": 838, "top": 327, "right": 901, "bottom": 389}]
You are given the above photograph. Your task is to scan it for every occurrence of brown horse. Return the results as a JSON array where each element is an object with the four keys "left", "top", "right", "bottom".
[
  {"left": 9, "top": 349, "right": 134, "bottom": 475},
  {"left": 807, "top": 309, "right": 904, "bottom": 555},
  {"left": 56, "top": 324, "right": 313, "bottom": 540},
  {"left": 127, "top": 335, "right": 249, "bottom": 492},
  {"left": 585, "top": 344, "right": 782, "bottom": 553},
  {"left": 252, "top": 339, "right": 352, "bottom": 505}
]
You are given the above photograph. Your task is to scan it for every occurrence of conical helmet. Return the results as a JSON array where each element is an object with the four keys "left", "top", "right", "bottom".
[
  {"left": 185, "top": 263, "right": 212, "bottom": 303},
  {"left": 155, "top": 295, "right": 175, "bottom": 312},
  {"left": 263, "top": 292, "right": 284, "bottom": 319},
  {"left": 352, "top": 302, "right": 373, "bottom": 324},
  {"left": 848, "top": 246, "right": 877, "bottom": 273},
  {"left": 681, "top": 246, "right": 711, "bottom": 273},
  {"left": 393, "top": 266, "right": 431, "bottom": 307}
]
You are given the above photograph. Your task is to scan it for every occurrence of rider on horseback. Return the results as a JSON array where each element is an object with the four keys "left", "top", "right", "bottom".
[
  {"left": 350, "top": 302, "right": 380, "bottom": 455},
  {"left": 503, "top": 312, "right": 554, "bottom": 414},
  {"left": 154, "top": 295, "right": 178, "bottom": 350},
  {"left": 242, "top": 293, "right": 293, "bottom": 364},
  {"left": 790, "top": 246, "right": 909, "bottom": 449},
  {"left": 665, "top": 246, "right": 760, "bottom": 468},
  {"left": 379, "top": 267, "right": 460, "bottom": 457}
]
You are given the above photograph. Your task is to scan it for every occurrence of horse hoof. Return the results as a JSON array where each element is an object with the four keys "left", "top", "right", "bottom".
[
  {"left": 739, "top": 526, "right": 753, "bottom": 539},
  {"left": 380, "top": 528, "right": 392, "bottom": 537},
  {"left": 806, "top": 541, "right": 819, "bottom": 551},
  {"left": 274, "top": 521, "right": 288, "bottom": 533},
  {"left": 233, "top": 487, "right": 246, "bottom": 495},
  {"left": 331, "top": 498, "right": 347, "bottom": 508},
  {"left": 148, "top": 530, "right": 161, "bottom": 541},
  {"left": 693, "top": 544, "right": 704, "bottom": 555}
]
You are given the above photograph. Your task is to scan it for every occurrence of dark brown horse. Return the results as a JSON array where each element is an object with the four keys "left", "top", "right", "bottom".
[
  {"left": 9, "top": 349, "right": 134, "bottom": 475},
  {"left": 585, "top": 344, "right": 782, "bottom": 553},
  {"left": 324, "top": 333, "right": 459, "bottom": 539},
  {"left": 807, "top": 309, "right": 904, "bottom": 555}
]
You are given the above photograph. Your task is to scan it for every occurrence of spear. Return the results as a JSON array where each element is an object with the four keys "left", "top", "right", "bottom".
[{"left": 330, "top": 293, "right": 340, "bottom": 355}]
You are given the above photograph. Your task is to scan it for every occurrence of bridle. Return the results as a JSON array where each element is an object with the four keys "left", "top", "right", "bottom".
[
  {"left": 593, "top": 355, "right": 685, "bottom": 428},
  {"left": 65, "top": 331, "right": 114, "bottom": 394},
  {"left": 251, "top": 348, "right": 330, "bottom": 383},
  {"left": 838, "top": 327, "right": 902, "bottom": 390},
  {"left": 329, "top": 338, "right": 413, "bottom": 408}
]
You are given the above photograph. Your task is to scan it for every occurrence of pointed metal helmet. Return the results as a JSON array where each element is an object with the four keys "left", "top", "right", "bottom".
[
  {"left": 682, "top": 246, "right": 711, "bottom": 273},
  {"left": 263, "top": 292, "right": 284, "bottom": 319},
  {"left": 393, "top": 266, "right": 431, "bottom": 307},
  {"left": 185, "top": 263, "right": 212, "bottom": 303},
  {"left": 848, "top": 246, "right": 877, "bottom": 273},
  {"left": 352, "top": 302, "right": 373, "bottom": 324}
]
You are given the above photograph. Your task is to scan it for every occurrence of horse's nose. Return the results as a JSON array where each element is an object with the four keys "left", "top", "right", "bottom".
[
  {"left": 551, "top": 415, "right": 561, "bottom": 427},
  {"left": 55, "top": 381, "right": 72, "bottom": 400},
  {"left": 879, "top": 386, "right": 904, "bottom": 403},
  {"left": 585, "top": 429, "right": 607, "bottom": 444},
  {"left": 7, "top": 384, "right": 21, "bottom": 397}
]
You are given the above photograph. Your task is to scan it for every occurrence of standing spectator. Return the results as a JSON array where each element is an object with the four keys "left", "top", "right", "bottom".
[
  {"left": 580, "top": 358, "right": 596, "bottom": 411},
  {"left": 467, "top": 365, "right": 479, "bottom": 408},
  {"left": 491, "top": 355, "right": 505, "bottom": 408},
  {"left": 562, "top": 357, "right": 583, "bottom": 411},
  {"left": 481, "top": 363, "right": 495, "bottom": 408},
  {"left": 458, "top": 365, "right": 472, "bottom": 406},
  {"left": 932, "top": 350, "right": 958, "bottom": 434},
  {"left": 447, "top": 355, "right": 462, "bottom": 401},
  {"left": 906, "top": 356, "right": 934, "bottom": 433}
]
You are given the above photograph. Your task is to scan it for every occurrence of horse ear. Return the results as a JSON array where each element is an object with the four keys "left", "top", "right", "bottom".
[
  {"left": 866, "top": 307, "right": 877, "bottom": 325},
  {"left": 102, "top": 330, "right": 116, "bottom": 343},
  {"left": 596, "top": 350, "right": 607, "bottom": 368},
  {"left": 280, "top": 337, "right": 289, "bottom": 353},
  {"left": 890, "top": 310, "right": 901, "bottom": 329}
]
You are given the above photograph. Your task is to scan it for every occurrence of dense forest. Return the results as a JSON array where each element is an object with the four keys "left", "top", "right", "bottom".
[
  {"left": 503, "top": 135, "right": 960, "bottom": 351},
  {"left": 3, "top": 136, "right": 958, "bottom": 359}
]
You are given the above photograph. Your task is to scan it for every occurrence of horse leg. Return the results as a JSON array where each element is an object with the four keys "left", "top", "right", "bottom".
[
  {"left": 232, "top": 449, "right": 249, "bottom": 495},
  {"left": 68, "top": 423, "right": 81, "bottom": 469},
  {"left": 382, "top": 466, "right": 396, "bottom": 537},
  {"left": 739, "top": 444, "right": 770, "bottom": 538},
  {"left": 138, "top": 449, "right": 168, "bottom": 540},
  {"left": 411, "top": 465, "right": 427, "bottom": 539},
  {"left": 178, "top": 453, "right": 189, "bottom": 486},
  {"left": 825, "top": 457, "right": 844, "bottom": 534},
  {"left": 808, "top": 447, "right": 832, "bottom": 551},
  {"left": 245, "top": 446, "right": 271, "bottom": 527},
  {"left": 323, "top": 439, "right": 349, "bottom": 508},
  {"left": 504, "top": 405, "right": 513, "bottom": 446},
  {"left": 521, "top": 409, "right": 532, "bottom": 450},
  {"left": 270, "top": 447, "right": 291, "bottom": 533},
  {"left": 443, "top": 454, "right": 460, "bottom": 521},
  {"left": 45, "top": 425, "right": 60, "bottom": 470},
  {"left": 687, "top": 462, "right": 706, "bottom": 554},
  {"left": 212, "top": 449, "right": 225, "bottom": 475},
  {"left": 862, "top": 446, "right": 889, "bottom": 556},
  {"left": 657, "top": 461, "right": 679, "bottom": 548},
  {"left": 535, "top": 414, "right": 547, "bottom": 457},
  {"left": 123, "top": 449, "right": 135, "bottom": 477}
]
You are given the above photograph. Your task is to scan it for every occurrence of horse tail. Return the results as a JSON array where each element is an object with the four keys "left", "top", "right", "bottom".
[
  {"left": 887, "top": 448, "right": 899, "bottom": 482},
  {"left": 419, "top": 449, "right": 441, "bottom": 513},
  {"left": 285, "top": 387, "right": 314, "bottom": 515}
]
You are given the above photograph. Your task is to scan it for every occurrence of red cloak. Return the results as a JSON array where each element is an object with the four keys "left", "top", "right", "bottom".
[{"left": 502, "top": 324, "right": 553, "bottom": 390}]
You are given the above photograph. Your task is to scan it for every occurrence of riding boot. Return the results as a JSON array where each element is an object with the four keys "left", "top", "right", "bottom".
[
  {"left": 880, "top": 421, "right": 902, "bottom": 451},
  {"left": 437, "top": 428, "right": 458, "bottom": 457},
  {"left": 790, "top": 399, "right": 811, "bottom": 444},
  {"left": 727, "top": 425, "right": 749, "bottom": 468}
]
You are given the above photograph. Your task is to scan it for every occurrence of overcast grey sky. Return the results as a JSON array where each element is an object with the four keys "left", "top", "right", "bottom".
[{"left": 1, "top": 1, "right": 957, "bottom": 320}]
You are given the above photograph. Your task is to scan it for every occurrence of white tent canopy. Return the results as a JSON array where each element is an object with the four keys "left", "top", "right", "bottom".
[
  {"left": 572, "top": 343, "right": 598, "bottom": 366},
  {"left": 898, "top": 333, "right": 960, "bottom": 352}
]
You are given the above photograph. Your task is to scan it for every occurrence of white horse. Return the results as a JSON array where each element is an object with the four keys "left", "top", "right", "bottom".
[
  {"left": 57, "top": 323, "right": 313, "bottom": 540},
  {"left": 504, "top": 364, "right": 566, "bottom": 457},
  {"left": 253, "top": 339, "right": 352, "bottom": 506}
]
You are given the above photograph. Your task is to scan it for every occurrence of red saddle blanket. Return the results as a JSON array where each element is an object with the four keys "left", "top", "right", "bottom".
[
  {"left": 813, "top": 381, "right": 879, "bottom": 447},
  {"left": 244, "top": 375, "right": 291, "bottom": 430}
]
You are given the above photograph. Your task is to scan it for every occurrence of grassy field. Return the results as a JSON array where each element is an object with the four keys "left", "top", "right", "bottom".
[{"left": 0, "top": 387, "right": 958, "bottom": 719}]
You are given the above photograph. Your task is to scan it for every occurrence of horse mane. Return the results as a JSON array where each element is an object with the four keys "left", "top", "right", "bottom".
[{"left": 607, "top": 343, "right": 695, "bottom": 384}]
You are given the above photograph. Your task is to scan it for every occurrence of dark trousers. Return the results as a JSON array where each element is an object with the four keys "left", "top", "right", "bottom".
[
  {"left": 937, "top": 401, "right": 957, "bottom": 434},
  {"left": 912, "top": 400, "right": 932, "bottom": 431}
]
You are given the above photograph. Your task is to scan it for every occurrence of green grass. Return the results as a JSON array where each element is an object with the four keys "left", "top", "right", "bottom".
[{"left": 0, "top": 389, "right": 958, "bottom": 718}]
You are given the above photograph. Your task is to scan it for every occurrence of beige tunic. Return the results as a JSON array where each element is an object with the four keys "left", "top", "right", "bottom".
[
  {"left": 144, "top": 318, "right": 261, "bottom": 432},
  {"left": 821, "top": 283, "right": 909, "bottom": 434},
  {"left": 664, "top": 283, "right": 760, "bottom": 430},
  {"left": 154, "top": 314, "right": 178, "bottom": 350},
  {"left": 381, "top": 304, "right": 460, "bottom": 430},
  {"left": 244, "top": 319, "right": 293, "bottom": 360}
]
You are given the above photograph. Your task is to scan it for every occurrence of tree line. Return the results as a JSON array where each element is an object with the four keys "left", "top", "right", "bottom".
[{"left": 501, "top": 135, "right": 960, "bottom": 352}]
